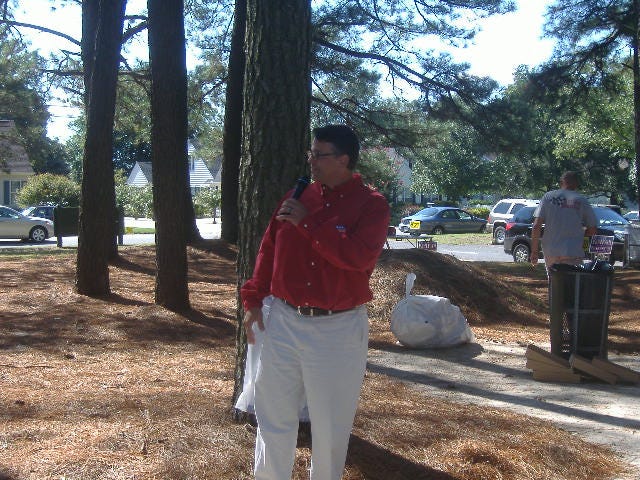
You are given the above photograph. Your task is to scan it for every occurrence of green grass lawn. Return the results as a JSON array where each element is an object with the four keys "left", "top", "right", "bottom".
[
  {"left": 124, "top": 226, "right": 156, "bottom": 234},
  {"left": 418, "top": 232, "right": 493, "bottom": 246}
]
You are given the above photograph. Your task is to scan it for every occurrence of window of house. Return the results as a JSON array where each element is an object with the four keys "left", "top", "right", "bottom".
[{"left": 5, "top": 180, "right": 26, "bottom": 207}]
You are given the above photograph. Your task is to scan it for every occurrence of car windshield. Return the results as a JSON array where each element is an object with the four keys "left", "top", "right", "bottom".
[
  {"left": 0, "top": 206, "right": 22, "bottom": 219},
  {"left": 414, "top": 207, "right": 439, "bottom": 217},
  {"left": 594, "top": 207, "right": 629, "bottom": 227},
  {"left": 512, "top": 206, "right": 536, "bottom": 223}
]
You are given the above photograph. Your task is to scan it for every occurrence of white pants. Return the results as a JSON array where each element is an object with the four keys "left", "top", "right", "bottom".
[{"left": 253, "top": 298, "right": 369, "bottom": 480}]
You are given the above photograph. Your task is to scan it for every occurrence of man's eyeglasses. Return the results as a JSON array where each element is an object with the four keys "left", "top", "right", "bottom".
[{"left": 307, "top": 150, "right": 340, "bottom": 160}]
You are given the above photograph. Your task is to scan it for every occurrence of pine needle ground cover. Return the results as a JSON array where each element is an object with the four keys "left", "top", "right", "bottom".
[{"left": 1, "top": 244, "right": 638, "bottom": 479}]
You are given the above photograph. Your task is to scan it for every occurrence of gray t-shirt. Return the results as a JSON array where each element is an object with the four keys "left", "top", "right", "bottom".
[{"left": 534, "top": 188, "right": 597, "bottom": 258}]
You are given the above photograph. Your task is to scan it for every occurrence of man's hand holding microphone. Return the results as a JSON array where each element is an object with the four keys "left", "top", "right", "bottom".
[{"left": 276, "top": 176, "right": 309, "bottom": 226}]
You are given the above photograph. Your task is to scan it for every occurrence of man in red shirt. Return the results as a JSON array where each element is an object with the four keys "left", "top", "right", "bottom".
[{"left": 241, "top": 124, "right": 390, "bottom": 480}]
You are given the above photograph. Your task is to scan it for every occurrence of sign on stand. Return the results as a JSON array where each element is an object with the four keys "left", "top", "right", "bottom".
[
  {"left": 417, "top": 237, "right": 437, "bottom": 251},
  {"left": 589, "top": 235, "right": 614, "bottom": 255}
]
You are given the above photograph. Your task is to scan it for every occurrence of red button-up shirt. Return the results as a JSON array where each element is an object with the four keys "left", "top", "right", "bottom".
[{"left": 241, "top": 174, "right": 390, "bottom": 311}]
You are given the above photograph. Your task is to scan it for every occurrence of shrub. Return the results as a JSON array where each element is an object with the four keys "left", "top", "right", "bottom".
[
  {"left": 467, "top": 206, "right": 490, "bottom": 219},
  {"left": 193, "top": 187, "right": 221, "bottom": 219},
  {"left": 390, "top": 202, "right": 423, "bottom": 225},
  {"left": 16, "top": 173, "right": 80, "bottom": 207},
  {"left": 116, "top": 183, "right": 154, "bottom": 218}
]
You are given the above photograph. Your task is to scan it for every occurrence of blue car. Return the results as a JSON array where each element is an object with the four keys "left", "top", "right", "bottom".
[{"left": 399, "top": 206, "right": 487, "bottom": 236}]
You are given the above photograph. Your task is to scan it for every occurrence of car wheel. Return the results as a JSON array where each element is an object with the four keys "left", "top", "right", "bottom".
[
  {"left": 29, "top": 226, "right": 47, "bottom": 243},
  {"left": 432, "top": 226, "right": 444, "bottom": 235},
  {"left": 493, "top": 226, "right": 506, "bottom": 245},
  {"left": 512, "top": 243, "right": 530, "bottom": 263}
]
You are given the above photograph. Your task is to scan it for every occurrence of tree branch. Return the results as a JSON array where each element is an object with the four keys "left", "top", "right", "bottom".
[{"left": 0, "top": 19, "right": 81, "bottom": 47}]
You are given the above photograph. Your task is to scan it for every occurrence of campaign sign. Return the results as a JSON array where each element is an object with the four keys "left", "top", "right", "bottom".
[{"left": 589, "top": 235, "right": 614, "bottom": 254}]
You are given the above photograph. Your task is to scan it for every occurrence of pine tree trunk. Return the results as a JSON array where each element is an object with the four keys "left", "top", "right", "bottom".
[
  {"left": 232, "top": 0, "right": 312, "bottom": 407},
  {"left": 76, "top": 0, "right": 125, "bottom": 295},
  {"left": 633, "top": 0, "right": 640, "bottom": 214},
  {"left": 148, "top": 0, "right": 190, "bottom": 311},
  {"left": 221, "top": 0, "right": 247, "bottom": 245},
  {"left": 81, "top": 0, "right": 120, "bottom": 261}
]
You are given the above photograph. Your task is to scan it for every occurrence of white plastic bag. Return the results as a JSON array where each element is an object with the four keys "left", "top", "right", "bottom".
[
  {"left": 390, "top": 273, "right": 475, "bottom": 348},
  {"left": 234, "top": 296, "right": 309, "bottom": 420},
  {"left": 233, "top": 296, "right": 273, "bottom": 414}
]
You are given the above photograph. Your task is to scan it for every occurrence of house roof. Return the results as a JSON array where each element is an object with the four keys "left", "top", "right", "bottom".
[
  {"left": 0, "top": 120, "right": 34, "bottom": 174},
  {"left": 137, "top": 161, "right": 154, "bottom": 182},
  {"left": 209, "top": 157, "right": 222, "bottom": 183}
]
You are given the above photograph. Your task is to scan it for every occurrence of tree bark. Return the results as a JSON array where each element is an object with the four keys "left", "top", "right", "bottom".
[
  {"left": 76, "top": 0, "right": 126, "bottom": 296},
  {"left": 220, "top": 0, "right": 247, "bottom": 245},
  {"left": 232, "top": 0, "right": 312, "bottom": 408},
  {"left": 83, "top": 0, "right": 122, "bottom": 260},
  {"left": 634, "top": 0, "right": 640, "bottom": 213},
  {"left": 147, "top": 0, "right": 190, "bottom": 311}
]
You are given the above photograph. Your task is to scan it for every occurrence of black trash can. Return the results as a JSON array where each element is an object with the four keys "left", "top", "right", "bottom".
[{"left": 549, "top": 262, "right": 614, "bottom": 360}]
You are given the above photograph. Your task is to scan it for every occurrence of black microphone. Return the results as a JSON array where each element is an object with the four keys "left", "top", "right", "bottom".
[{"left": 291, "top": 175, "right": 310, "bottom": 199}]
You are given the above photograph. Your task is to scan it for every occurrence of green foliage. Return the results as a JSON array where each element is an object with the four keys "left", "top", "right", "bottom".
[
  {"left": 390, "top": 202, "right": 423, "bottom": 225},
  {"left": 193, "top": 187, "right": 221, "bottom": 218},
  {"left": 0, "top": 27, "right": 67, "bottom": 173},
  {"left": 15, "top": 173, "right": 80, "bottom": 207},
  {"left": 539, "top": 0, "right": 639, "bottom": 205},
  {"left": 553, "top": 65, "right": 635, "bottom": 202},
  {"left": 118, "top": 184, "right": 154, "bottom": 218},
  {"left": 356, "top": 148, "right": 402, "bottom": 202},
  {"left": 114, "top": 171, "right": 154, "bottom": 218},
  {"left": 412, "top": 121, "right": 493, "bottom": 200},
  {"left": 467, "top": 206, "right": 489, "bottom": 219}
]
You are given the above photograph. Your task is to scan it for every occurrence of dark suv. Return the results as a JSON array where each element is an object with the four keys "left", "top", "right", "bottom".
[
  {"left": 21, "top": 205, "right": 55, "bottom": 222},
  {"left": 503, "top": 206, "right": 629, "bottom": 264}
]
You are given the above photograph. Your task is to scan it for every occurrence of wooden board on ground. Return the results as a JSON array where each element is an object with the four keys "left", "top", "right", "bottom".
[
  {"left": 526, "top": 344, "right": 571, "bottom": 368},
  {"left": 526, "top": 346, "right": 581, "bottom": 383},
  {"left": 570, "top": 354, "right": 617, "bottom": 385},
  {"left": 526, "top": 358, "right": 572, "bottom": 372},
  {"left": 592, "top": 357, "right": 640, "bottom": 384},
  {"left": 532, "top": 369, "right": 582, "bottom": 383}
]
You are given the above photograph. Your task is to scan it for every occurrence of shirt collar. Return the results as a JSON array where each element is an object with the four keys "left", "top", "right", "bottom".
[{"left": 320, "top": 173, "right": 362, "bottom": 197}]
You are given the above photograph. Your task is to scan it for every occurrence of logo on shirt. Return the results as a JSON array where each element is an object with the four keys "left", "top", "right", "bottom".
[
  {"left": 551, "top": 194, "right": 579, "bottom": 209},
  {"left": 336, "top": 225, "right": 346, "bottom": 233}
]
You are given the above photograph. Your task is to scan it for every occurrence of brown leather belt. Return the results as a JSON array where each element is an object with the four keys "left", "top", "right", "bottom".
[{"left": 281, "top": 299, "right": 355, "bottom": 317}]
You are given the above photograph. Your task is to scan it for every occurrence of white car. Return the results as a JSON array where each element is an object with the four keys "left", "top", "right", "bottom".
[
  {"left": 623, "top": 211, "right": 639, "bottom": 224},
  {"left": 487, "top": 198, "right": 539, "bottom": 245},
  {"left": 0, "top": 205, "right": 54, "bottom": 242}
]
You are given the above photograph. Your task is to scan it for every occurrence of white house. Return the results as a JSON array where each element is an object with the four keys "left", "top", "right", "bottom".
[
  {"left": 126, "top": 141, "right": 218, "bottom": 194},
  {"left": 379, "top": 147, "right": 429, "bottom": 204},
  {"left": 0, "top": 119, "right": 34, "bottom": 207}
]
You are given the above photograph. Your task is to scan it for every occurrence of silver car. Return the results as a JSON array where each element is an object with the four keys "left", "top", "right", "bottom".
[
  {"left": 0, "top": 205, "right": 54, "bottom": 242},
  {"left": 402, "top": 206, "right": 487, "bottom": 235}
]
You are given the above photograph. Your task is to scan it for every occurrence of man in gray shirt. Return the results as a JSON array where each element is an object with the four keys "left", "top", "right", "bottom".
[{"left": 531, "top": 171, "right": 597, "bottom": 273}]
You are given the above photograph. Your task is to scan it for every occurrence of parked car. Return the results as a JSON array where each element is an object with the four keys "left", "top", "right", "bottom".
[
  {"left": 400, "top": 206, "right": 487, "bottom": 235},
  {"left": 623, "top": 211, "right": 639, "bottom": 224},
  {"left": 487, "top": 198, "right": 539, "bottom": 245},
  {"left": 0, "top": 205, "right": 54, "bottom": 243},
  {"left": 503, "top": 206, "right": 629, "bottom": 263},
  {"left": 593, "top": 204, "right": 622, "bottom": 215},
  {"left": 21, "top": 205, "right": 55, "bottom": 222}
]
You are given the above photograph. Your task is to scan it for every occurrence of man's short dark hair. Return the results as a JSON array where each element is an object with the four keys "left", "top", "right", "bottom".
[
  {"left": 312, "top": 124, "right": 360, "bottom": 169},
  {"left": 560, "top": 171, "right": 579, "bottom": 189}
]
